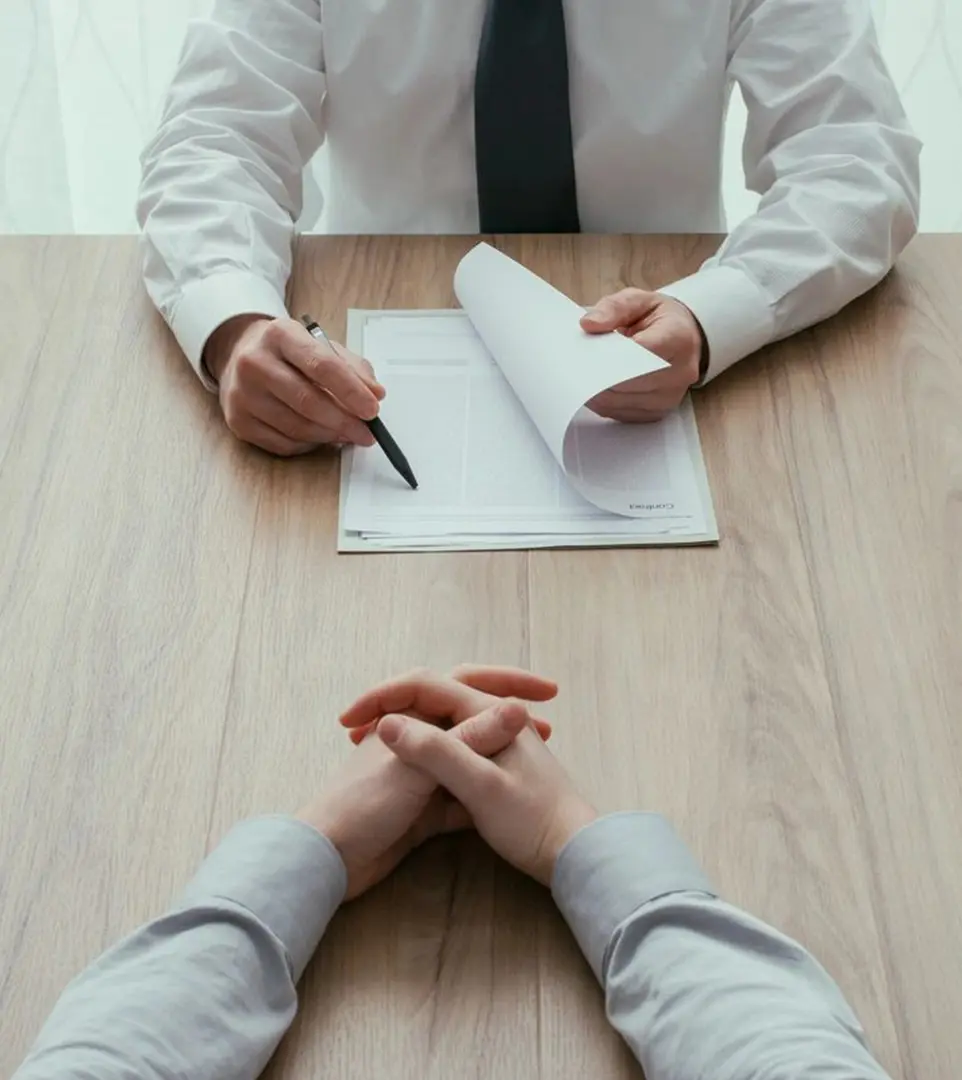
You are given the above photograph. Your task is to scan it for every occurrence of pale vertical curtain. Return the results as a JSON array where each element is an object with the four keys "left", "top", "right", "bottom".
[
  {"left": 1, "top": 0, "right": 959, "bottom": 235},
  {"left": 0, "top": 0, "right": 72, "bottom": 232}
]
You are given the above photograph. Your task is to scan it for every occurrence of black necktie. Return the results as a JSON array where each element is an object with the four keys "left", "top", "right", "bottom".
[{"left": 474, "top": 0, "right": 581, "bottom": 234}]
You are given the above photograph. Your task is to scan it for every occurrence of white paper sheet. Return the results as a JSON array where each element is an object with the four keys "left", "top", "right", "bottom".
[
  {"left": 454, "top": 242, "right": 681, "bottom": 517},
  {"left": 340, "top": 301, "right": 717, "bottom": 553}
]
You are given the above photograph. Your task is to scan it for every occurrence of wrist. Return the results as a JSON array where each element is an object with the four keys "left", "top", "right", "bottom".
[
  {"left": 690, "top": 309, "right": 710, "bottom": 384},
  {"left": 667, "top": 297, "right": 707, "bottom": 388},
  {"left": 203, "top": 314, "right": 273, "bottom": 382},
  {"left": 295, "top": 797, "right": 343, "bottom": 852},
  {"left": 537, "top": 797, "right": 599, "bottom": 885}
]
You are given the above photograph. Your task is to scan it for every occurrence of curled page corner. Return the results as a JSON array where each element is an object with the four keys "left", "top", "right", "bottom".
[{"left": 455, "top": 242, "right": 684, "bottom": 519}]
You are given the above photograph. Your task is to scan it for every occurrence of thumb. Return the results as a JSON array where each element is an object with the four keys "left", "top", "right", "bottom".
[
  {"left": 580, "top": 299, "right": 622, "bottom": 333},
  {"left": 581, "top": 288, "right": 656, "bottom": 334},
  {"left": 378, "top": 715, "right": 505, "bottom": 813},
  {"left": 451, "top": 701, "right": 529, "bottom": 758}
]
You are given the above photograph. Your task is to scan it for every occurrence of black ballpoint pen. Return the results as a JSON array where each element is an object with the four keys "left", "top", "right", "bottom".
[{"left": 300, "top": 315, "right": 418, "bottom": 491}]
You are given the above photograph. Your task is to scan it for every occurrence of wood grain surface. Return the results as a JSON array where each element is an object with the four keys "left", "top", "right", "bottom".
[{"left": 1, "top": 234, "right": 960, "bottom": 1079}]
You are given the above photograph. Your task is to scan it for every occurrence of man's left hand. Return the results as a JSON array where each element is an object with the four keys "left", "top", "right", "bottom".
[{"left": 580, "top": 289, "right": 705, "bottom": 422}]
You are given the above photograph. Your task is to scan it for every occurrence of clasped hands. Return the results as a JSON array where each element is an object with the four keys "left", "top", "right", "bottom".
[{"left": 298, "top": 666, "right": 598, "bottom": 900}]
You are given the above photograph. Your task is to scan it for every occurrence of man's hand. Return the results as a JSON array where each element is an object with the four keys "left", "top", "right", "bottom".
[
  {"left": 339, "top": 664, "right": 558, "bottom": 745},
  {"left": 580, "top": 290, "right": 705, "bottom": 423},
  {"left": 379, "top": 712, "right": 597, "bottom": 887},
  {"left": 298, "top": 700, "right": 531, "bottom": 900},
  {"left": 204, "top": 315, "right": 385, "bottom": 456}
]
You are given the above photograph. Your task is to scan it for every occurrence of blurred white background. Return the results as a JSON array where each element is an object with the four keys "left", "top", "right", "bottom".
[{"left": 1, "top": 0, "right": 959, "bottom": 235}]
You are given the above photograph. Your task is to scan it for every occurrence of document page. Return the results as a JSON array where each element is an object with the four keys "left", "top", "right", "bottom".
[
  {"left": 340, "top": 310, "right": 716, "bottom": 551},
  {"left": 454, "top": 243, "right": 685, "bottom": 517}
]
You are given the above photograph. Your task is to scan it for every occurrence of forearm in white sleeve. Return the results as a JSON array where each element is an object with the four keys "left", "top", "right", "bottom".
[
  {"left": 659, "top": 0, "right": 921, "bottom": 381},
  {"left": 137, "top": 0, "right": 326, "bottom": 387}
]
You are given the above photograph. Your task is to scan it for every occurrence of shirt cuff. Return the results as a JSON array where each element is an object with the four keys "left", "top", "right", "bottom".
[
  {"left": 169, "top": 271, "right": 289, "bottom": 392},
  {"left": 658, "top": 265, "right": 775, "bottom": 383},
  {"left": 181, "top": 816, "right": 347, "bottom": 982},
  {"left": 551, "top": 812, "right": 716, "bottom": 984}
]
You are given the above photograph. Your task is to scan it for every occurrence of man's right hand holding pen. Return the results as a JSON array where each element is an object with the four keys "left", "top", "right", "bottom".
[{"left": 203, "top": 314, "right": 384, "bottom": 457}]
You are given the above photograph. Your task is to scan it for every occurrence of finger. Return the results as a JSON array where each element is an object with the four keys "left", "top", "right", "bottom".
[
  {"left": 630, "top": 325, "right": 687, "bottom": 364},
  {"left": 604, "top": 368, "right": 679, "bottom": 393},
  {"left": 346, "top": 712, "right": 551, "bottom": 745},
  {"left": 449, "top": 665, "right": 558, "bottom": 702},
  {"left": 260, "top": 382, "right": 375, "bottom": 447},
  {"left": 452, "top": 701, "right": 529, "bottom": 757},
  {"left": 587, "top": 401, "right": 670, "bottom": 424},
  {"left": 340, "top": 668, "right": 541, "bottom": 730},
  {"left": 252, "top": 394, "right": 354, "bottom": 447},
  {"left": 588, "top": 386, "right": 679, "bottom": 421},
  {"left": 239, "top": 417, "right": 317, "bottom": 457},
  {"left": 358, "top": 355, "right": 386, "bottom": 399},
  {"left": 268, "top": 320, "right": 382, "bottom": 420},
  {"left": 580, "top": 288, "right": 658, "bottom": 333},
  {"left": 377, "top": 715, "right": 505, "bottom": 811},
  {"left": 341, "top": 671, "right": 470, "bottom": 729},
  {"left": 592, "top": 408, "right": 669, "bottom": 425},
  {"left": 263, "top": 358, "right": 378, "bottom": 444}
]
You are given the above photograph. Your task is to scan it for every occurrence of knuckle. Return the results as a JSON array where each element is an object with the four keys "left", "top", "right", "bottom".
[
  {"left": 233, "top": 348, "right": 261, "bottom": 381},
  {"left": 454, "top": 714, "right": 481, "bottom": 745},
  {"left": 309, "top": 353, "right": 338, "bottom": 385},
  {"left": 261, "top": 319, "right": 286, "bottom": 348},
  {"left": 292, "top": 386, "right": 319, "bottom": 419}
]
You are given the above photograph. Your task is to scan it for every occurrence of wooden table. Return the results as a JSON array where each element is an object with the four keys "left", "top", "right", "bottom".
[{"left": 1, "top": 235, "right": 961, "bottom": 1079}]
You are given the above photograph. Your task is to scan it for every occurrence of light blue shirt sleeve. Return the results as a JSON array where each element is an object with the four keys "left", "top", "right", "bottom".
[
  {"left": 13, "top": 816, "right": 346, "bottom": 1080},
  {"left": 13, "top": 811, "right": 890, "bottom": 1080},
  {"left": 552, "top": 812, "right": 891, "bottom": 1080}
]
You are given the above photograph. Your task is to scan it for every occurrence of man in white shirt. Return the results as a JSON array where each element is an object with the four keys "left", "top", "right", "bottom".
[{"left": 138, "top": 0, "right": 920, "bottom": 458}]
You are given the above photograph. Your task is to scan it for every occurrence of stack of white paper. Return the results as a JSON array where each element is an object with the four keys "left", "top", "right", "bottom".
[{"left": 339, "top": 245, "right": 717, "bottom": 552}]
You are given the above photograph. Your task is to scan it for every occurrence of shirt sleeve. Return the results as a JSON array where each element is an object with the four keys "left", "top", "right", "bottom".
[
  {"left": 12, "top": 817, "right": 347, "bottom": 1080},
  {"left": 658, "top": 0, "right": 921, "bottom": 382},
  {"left": 136, "top": 0, "right": 326, "bottom": 389},
  {"left": 552, "top": 812, "right": 891, "bottom": 1080}
]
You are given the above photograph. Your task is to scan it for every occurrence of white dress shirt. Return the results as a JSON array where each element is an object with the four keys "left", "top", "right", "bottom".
[{"left": 137, "top": 0, "right": 920, "bottom": 392}]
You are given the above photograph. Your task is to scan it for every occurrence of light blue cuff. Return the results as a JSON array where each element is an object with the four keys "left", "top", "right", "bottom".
[
  {"left": 182, "top": 816, "right": 347, "bottom": 982},
  {"left": 551, "top": 812, "right": 716, "bottom": 983}
]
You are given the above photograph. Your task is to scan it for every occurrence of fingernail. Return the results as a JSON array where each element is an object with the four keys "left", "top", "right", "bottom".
[
  {"left": 350, "top": 391, "right": 379, "bottom": 421},
  {"left": 378, "top": 715, "right": 406, "bottom": 746},
  {"left": 499, "top": 702, "right": 526, "bottom": 730}
]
